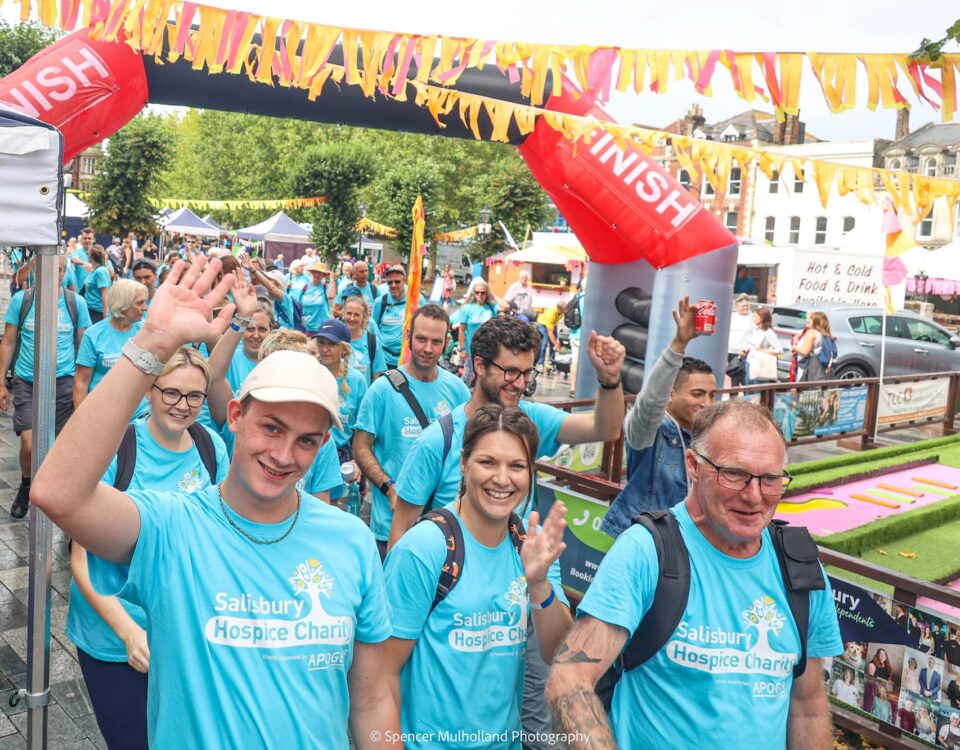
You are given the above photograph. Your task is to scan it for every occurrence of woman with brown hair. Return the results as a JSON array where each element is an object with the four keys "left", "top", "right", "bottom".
[
  {"left": 382, "top": 405, "right": 572, "bottom": 748},
  {"left": 791, "top": 310, "right": 835, "bottom": 382},
  {"left": 739, "top": 306, "right": 782, "bottom": 384}
]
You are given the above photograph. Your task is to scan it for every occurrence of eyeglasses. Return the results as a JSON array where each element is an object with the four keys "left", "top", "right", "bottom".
[
  {"left": 475, "top": 290, "right": 488, "bottom": 295},
  {"left": 386, "top": 279, "right": 404, "bottom": 286},
  {"left": 693, "top": 451, "right": 792, "bottom": 496},
  {"left": 485, "top": 359, "right": 538, "bottom": 385},
  {"left": 152, "top": 385, "right": 207, "bottom": 408}
]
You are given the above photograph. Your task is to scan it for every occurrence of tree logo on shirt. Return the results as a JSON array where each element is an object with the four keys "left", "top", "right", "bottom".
[
  {"left": 178, "top": 468, "right": 204, "bottom": 493},
  {"left": 204, "top": 558, "right": 353, "bottom": 654},
  {"left": 447, "top": 576, "right": 528, "bottom": 653}
]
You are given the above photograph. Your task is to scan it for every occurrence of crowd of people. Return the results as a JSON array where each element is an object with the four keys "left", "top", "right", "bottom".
[{"left": 0, "top": 232, "right": 844, "bottom": 750}]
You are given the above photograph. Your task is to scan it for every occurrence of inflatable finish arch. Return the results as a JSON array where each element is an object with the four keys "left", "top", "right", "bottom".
[{"left": 0, "top": 30, "right": 738, "bottom": 391}]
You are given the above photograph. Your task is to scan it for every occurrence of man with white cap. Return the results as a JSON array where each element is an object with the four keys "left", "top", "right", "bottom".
[{"left": 31, "top": 258, "right": 399, "bottom": 749}]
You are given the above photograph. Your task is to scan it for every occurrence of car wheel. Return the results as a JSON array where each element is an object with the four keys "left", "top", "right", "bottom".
[{"left": 834, "top": 364, "right": 868, "bottom": 380}]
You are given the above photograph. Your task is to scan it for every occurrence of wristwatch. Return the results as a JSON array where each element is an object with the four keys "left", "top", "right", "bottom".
[
  {"left": 379, "top": 479, "right": 394, "bottom": 496},
  {"left": 121, "top": 339, "right": 165, "bottom": 377}
]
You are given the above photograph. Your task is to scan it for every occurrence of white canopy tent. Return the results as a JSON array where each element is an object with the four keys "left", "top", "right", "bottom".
[
  {"left": 0, "top": 105, "right": 64, "bottom": 747},
  {"left": 235, "top": 211, "right": 312, "bottom": 261},
  {"left": 160, "top": 207, "right": 221, "bottom": 237}
]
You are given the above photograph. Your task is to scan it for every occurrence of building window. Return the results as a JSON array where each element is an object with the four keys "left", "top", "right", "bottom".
[
  {"left": 724, "top": 211, "right": 738, "bottom": 232},
  {"left": 678, "top": 169, "right": 691, "bottom": 189},
  {"left": 924, "top": 157, "right": 938, "bottom": 177},
  {"left": 728, "top": 167, "right": 742, "bottom": 196},
  {"left": 703, "top": 177, "right": 715, "bottom": 196},
  {"left": 843, "top": 217, "right": 855, "bottom": 234},
  {"left": 793, "top": 171, "right": 804, "bottom": 193},
  {"left": 80, "top": 157, "right": 95, "bottom": 174},
  {"left": 789, "top": 217, "right": 801, "bottom": 244},
  {"left": 764, "top": 217, "right": 776, "bottom": 244},
  {"left": 889, "top": 158, "right": 902, "bottom": 171},
  {"left": 918, "top": 214, "right": 933, "bottom": 238},
  {"left": 814, "top": 217, "right": 827, "bottom": 244},
  {"left": 769, "top": 169, "right": 779, "bottom": 193}
]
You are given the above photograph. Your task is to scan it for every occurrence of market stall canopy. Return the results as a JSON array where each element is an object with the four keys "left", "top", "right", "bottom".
[
  {"left": 0, "top": 105, "right": 62, "bottom": 246},
  {"left": 203, "top": 214, "right": 227, "bottom": 232},
  {"left": 161, "top": 207, "right": 221, "bottom": 237},
  {"left": 500, "top": 242, "right": 587, "bottom": 265},
  {"left": 65, "top": 192, "right": 88, "bottom": 219},
  {"left": 903, "top": 240, "right": 960, "bottom": 295},
  {"left": 235, "top": 211, "right": 311, "bottom": 242}
]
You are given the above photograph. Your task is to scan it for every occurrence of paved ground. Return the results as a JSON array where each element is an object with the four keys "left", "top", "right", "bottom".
[{"left": 0, "top": 275, "right": 942, "bottom": 748}]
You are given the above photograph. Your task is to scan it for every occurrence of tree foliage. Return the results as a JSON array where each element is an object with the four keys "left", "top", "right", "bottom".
[
  {"left": 911, "top": 19, "right": 960, "bottom": 61},
  {"left": 0, "top": 21, "right": 61, "bottom": 77},
  {"left": 87, "top": 115, "right": 174, "bottom": 236},
  {"left": 290, "top": 142, "right": 376, "bottom": 260}
]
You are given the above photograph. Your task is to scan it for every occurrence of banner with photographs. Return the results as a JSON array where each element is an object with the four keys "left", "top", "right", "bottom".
[
  {"left": 773, "top": 385, "right": 868, "bottom": 441},
  {"left": 825, "top": 576, "right": 960, "bottom": 747}
]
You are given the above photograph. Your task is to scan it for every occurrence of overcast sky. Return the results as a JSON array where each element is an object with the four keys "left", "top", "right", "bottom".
[{"left": 5, "top": 0, "right": 959, "bottom": 141}]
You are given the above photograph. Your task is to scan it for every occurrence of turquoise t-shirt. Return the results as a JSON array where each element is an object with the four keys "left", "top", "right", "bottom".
[
  {"left": 88, "top": 485, "right": 391, "bottom": 749},
  {"left": 568, "top": 294, "right": 585, "bottom": 342},
  {"left": 456, "top": 302, "right": 497, "bottom": 355},
  {"left": 3, "top": 290, "right": 91, "bottom": 381},
  {"left": 71, "top": 248, "right": 90, "bottom": 291},
  {"left": 395, "top": 401, "right": 566, "bottom": 513},
  {"left": 349, "top": 328, "right": 387, "bottom": 384},
  {"left": 77, "top": 318, "right": 143, "bottom": 392},
  {"left": 273, "top": 294, "right": 296, "bottom": 331},
  {"left": 66, "top": 417, "right": 229, "bottom": 662},
  {"left": 330, "top": 369, "right": 368, "bottom": 449},
  {"left": 577, "top": 502, "right": 842, "bottom": 749},
  {"left": 82, "top": 265, "right": 111, "bottom": 313},
  {"left": 301, "top": 437, "right": 346, "bottom": 499},
  {"left": 371, "top": 293, "right": 426, "bottom": 365},
  {"left": 287, "top": 273, "right": 308, "bottom": 297},
  {"left": 354, "top": 368, "right": 470, "bottom": 541},
  {"left": 63, "top": 263, "right": 76, "bottom": 292},
  {"left": 299, "top": 283, "right": 331, "bottom": 332},
  {"left": 335, "top": 282, "right": 377, "bottom": 308},
  {"left": 384, "top": 504, "right": 568, "bottom": 749},
  {"left": 226, "top": 345, "right": 258, "bottom": 396}
]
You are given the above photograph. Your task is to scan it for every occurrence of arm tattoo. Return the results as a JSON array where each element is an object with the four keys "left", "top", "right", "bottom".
[
  {"left": 554, "top": 642, "right": 602, "bottom": 664},
  {"left": 549, "top": 687, "right": 617, "bottom": 749}
]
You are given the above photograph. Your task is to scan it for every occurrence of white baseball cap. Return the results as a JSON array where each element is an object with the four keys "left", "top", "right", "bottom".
[{"left": 238, "top": 351, "right": 342, "bottom": 430}]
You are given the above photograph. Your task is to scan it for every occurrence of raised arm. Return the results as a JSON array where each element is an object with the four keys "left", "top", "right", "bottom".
[
  {"left": 206, "top": 272, "right": 258, "bottom": 427},
  {"left": 556, "top": 332, "right": 626, "bottom": 445},
  {"left": 30, "top": 259, "right": 235, "bottom": 563},
  {"left": 545, "top": 615, "right": 628, "bottom": 750}
]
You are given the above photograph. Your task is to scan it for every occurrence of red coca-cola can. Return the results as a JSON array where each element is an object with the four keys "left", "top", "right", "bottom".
[{"left": 694, "top": 300, "right": 717, "bottom": 335}]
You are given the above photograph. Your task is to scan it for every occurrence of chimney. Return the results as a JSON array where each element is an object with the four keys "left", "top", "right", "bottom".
[
  {"left": 895, "top": 108, "right": 910, "bottom": 141},
  {"left": 773, "top": 111, "right": 804, "bottom": 145},
  {"left": 682, "top": 103, "right": 706, "bottom": 136}
]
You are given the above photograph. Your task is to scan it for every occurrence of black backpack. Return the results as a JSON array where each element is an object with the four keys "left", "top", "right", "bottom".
[
  {"left": 563, "top": 295, "right": 582, "bottom": 329},
  {"left": 6, "top": 288, "right": 81, "bottom": 387},
  {"left": 113, "top": 422, "right": 218, "bottom": 491},
  {"left": 418, "top": 506, "right": 526, "bottom": 612},
  {"left": 595, "top": 511, "right": 824, "bottom": 712}
]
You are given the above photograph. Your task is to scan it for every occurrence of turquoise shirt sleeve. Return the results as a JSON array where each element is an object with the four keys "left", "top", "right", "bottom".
[
  {"left": 383, "top": 521, "right": 446, "bottom": 639},
  {"left": 394, "top": 420, "right": 446, "bottom": 508},
  {"left": 76, "top": 327, "right": 98, "bottom": 368},
  {"left": 370, "top": 333, "right": 387, "bottom": 375},
  {"left": 520, "top": 401, "right": 567, "bottom": 458},
  {"left": 303, "top": 438, "right": 342, "bottom": 495},
  {"left": 2, "top": 292, "right": 21, "bottom": 327}
]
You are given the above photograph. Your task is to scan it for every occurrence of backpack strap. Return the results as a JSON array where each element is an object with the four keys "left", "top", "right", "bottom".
[
  {"left": 367, "top": 330, "right": 377, "bottom": 369},
  {"left": 187, "top": 423, "right": 219, "bottom": 484},
  {"left": 619, "top": 511, "right": 691, "bottom": 672},
  {"left": 418, "top": 507, "right": 465, "bottom": 613},
  {"left": 422, "top": 412, "right": 456, "bottom": 514},
  {"left": 508, "top": 512, "right": 526, "bottom": 556},
  {"left": 768, "top": 519, "right": 824, "bottom": 679},
  {"left": 113, "top": 423, "right": 138, "bottom": 491},
  {"left": 385, "top": 369, "right": 430, "bottom": 429},
  {"left": 63, "top": 290, "right": 81, "bottom": 353}
]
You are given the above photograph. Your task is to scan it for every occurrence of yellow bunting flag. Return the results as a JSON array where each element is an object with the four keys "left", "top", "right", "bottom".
[{"left": 398, "top": 196, "right": 426, "bottom": 365}]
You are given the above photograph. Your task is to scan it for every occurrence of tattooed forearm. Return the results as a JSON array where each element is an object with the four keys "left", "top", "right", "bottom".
[
  {"left": 554, "top": 643, "right": 602, "bottom": 664},
  {"left": 548, "top": 687, "right": 617, "bottom": 749}
]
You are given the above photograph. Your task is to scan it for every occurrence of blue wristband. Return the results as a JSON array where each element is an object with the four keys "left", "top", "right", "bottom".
[{"left": 530, "top": 587, "right": 556, "bottom": 610}]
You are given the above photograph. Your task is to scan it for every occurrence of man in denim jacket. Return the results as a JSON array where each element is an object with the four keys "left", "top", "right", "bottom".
[{"left": 601, "top": 298, "right": 717, "bottom": 539}]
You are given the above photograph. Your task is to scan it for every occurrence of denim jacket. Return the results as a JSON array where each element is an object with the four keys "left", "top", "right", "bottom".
[
  {"left": 600, "top": 414, "right": 689, "bottom": 538},
  {"left": 599, "top": 346, "right": 689, "bottom": 539}
]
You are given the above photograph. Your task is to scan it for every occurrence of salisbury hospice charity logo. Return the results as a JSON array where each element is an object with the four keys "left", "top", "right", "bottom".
[
  {"left": 665, "top": 595, "right": 797, "bottom": 677},
  {"left": 448, "top": 577, "right": 528, "bottom": 653},
  {"left": 204, "top": 559, "right": 353, "bottom": 649}
]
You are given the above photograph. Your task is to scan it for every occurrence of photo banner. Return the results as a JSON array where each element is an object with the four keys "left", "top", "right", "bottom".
[
  {"left": 829, "top": 576, "right": 914, "bottom": 646},
  {"left": 773, "top": 385, "right": 868, "bottom": 442}
]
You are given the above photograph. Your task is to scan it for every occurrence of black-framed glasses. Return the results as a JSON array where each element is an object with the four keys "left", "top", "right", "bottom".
[
  {"left": 152, "top": 385, "right": 207, "bottom": 408},
  {"left": 485, "top": 359, "right": 538, "bottom": 385},
  {"left": 693, "top": 451, "right": 791, "bottom": 496},
  {"left": 475, "top": 290, "right": 488, "bottom": 295},
  {"left": 386, "top": 278, "right": 404, "bottom": 286}
]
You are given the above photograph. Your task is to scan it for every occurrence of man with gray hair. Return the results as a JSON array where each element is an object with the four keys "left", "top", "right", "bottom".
[{"left": 546, "top": 400, "right": 842, "bottom": 749}]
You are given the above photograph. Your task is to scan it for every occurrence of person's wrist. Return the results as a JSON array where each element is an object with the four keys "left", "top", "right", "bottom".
[{"left": 133, "top": 325, "right": 181, "bottom": 363}]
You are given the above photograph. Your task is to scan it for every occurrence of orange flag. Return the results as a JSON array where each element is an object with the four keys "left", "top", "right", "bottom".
[{"left": 398, "top": 196, "right": 427, "bottom": 364}]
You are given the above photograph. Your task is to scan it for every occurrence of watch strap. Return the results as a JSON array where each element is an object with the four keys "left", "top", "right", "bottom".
[{"left": 121, "top": 339, "right": 165, "bottom": 377}]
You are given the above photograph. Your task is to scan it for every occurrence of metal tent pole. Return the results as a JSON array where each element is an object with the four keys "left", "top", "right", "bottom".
[{"left": 23, "top": 246, "right": 58, "bottom": 748}]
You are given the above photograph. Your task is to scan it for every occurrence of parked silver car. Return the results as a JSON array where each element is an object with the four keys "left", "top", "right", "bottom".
[{"left": 770, "top": 303, "right": 960, "bottom": 379}]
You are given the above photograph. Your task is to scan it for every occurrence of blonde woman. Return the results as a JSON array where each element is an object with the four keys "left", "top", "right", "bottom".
[
  {"left": 74, "top": 279, "right": 149, "bottom": 406},
  {"left": 67, "top": 346, "right": 228, "bottom": 749},
  {"left": 791, "top": 311, "right": 835, "bottom": 382},
  {"left": 342, "top": 295, "right": 387, "bottom": 383}
]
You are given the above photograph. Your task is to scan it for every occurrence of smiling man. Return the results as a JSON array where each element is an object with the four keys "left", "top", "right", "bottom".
[
  {"left": 546, "top": 400, "right": 842, "bottom": 750},
  {"left": 30, "top": 258, "right": 399, "bottom": 749}
]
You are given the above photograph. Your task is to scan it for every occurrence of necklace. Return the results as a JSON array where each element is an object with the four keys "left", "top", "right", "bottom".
[{"left": 218, "top": 482, "right": 301, "bottom": 545}]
